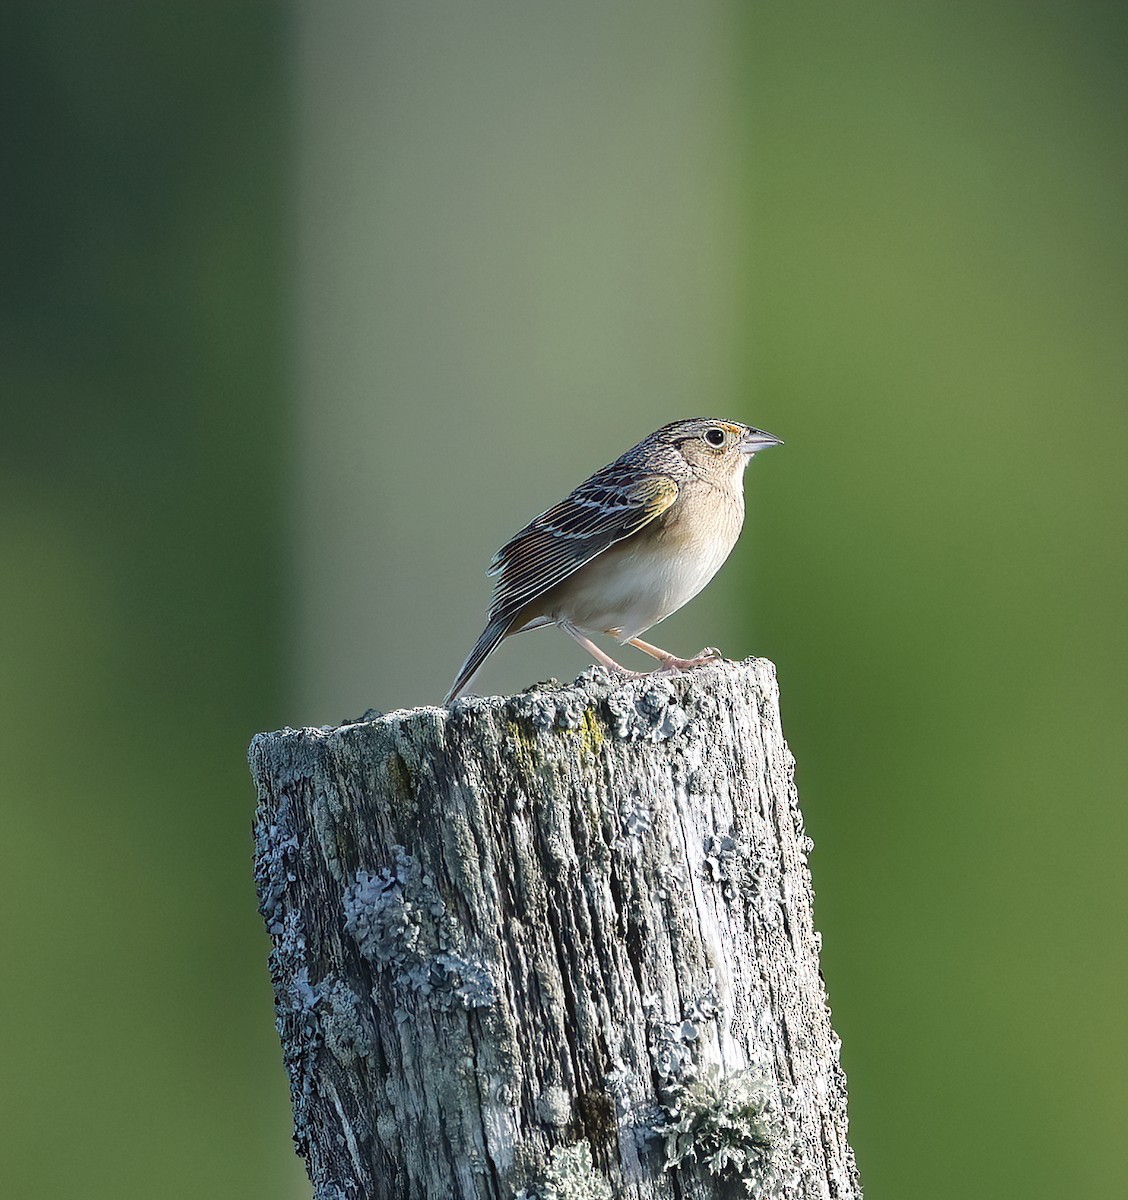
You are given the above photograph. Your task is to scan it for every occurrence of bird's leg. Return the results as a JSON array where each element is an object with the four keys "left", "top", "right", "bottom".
[
  {"left": 561, "top": 622, "right": 645, "bottom": 677},
  {"left": 628, "top": 637, "right": 725, "bottom": 671}
]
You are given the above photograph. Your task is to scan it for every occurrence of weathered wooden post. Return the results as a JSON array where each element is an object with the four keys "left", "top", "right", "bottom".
[{"left": 249, "top": 658, "right": 860, "bottom": 1199}]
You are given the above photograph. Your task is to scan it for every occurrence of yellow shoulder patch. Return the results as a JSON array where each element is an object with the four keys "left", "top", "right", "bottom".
[{"left": 631, "top": 474, "right": 679, "bottom": 519}]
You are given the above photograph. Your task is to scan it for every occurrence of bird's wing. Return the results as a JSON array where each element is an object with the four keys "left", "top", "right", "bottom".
[{"left": 486, "top": 467, "right": 679, "bottom": 624}]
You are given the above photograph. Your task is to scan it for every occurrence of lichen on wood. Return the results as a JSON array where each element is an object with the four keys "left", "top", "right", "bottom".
[{"left": 249, "top": 658, "right": 861, "bottom": 1199}]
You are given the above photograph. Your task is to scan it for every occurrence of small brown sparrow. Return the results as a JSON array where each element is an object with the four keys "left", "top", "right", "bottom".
[{"left": 445, "top": 418, "right": 782, "bottom": 703}]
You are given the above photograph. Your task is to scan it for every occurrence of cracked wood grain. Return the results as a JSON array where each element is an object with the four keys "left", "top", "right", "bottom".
[{"left": 249, "top": 658, "right": 861, "bottom": 1200}]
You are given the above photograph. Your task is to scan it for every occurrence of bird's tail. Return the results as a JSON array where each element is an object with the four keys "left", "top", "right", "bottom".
[{"left": 443, "top": 618, "right": 511, "bottom": 705}]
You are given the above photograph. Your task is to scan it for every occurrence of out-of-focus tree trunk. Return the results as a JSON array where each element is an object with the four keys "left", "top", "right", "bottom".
[{"left": 293, "top": 0, "right": 750, "bottom": 717}]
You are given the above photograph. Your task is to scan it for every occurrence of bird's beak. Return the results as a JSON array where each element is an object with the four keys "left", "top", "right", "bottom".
[{"left": 741, "top": 428, "right": 784, "bottom": 455}]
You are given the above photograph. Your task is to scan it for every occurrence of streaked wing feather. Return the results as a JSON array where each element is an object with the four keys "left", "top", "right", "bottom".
[{"left": 487, "top": 469, "right": 678, "bottom": 623}]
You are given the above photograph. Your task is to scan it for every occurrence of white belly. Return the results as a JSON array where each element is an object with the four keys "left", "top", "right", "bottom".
[{"left": 553, "top": 511, "right": 741, "bottom": 641}]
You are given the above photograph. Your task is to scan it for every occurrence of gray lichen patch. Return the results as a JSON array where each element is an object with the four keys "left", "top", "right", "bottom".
[
  {"left": 703, "top": 831, "right": 767, "bottom": 903},
  {"left": 268, "top": 911, "right": 321, "bottom": 1156},
  {"left": 510, "top": 690, "right": 604, "bottom": 764},
  {"left": 342, "top": 848, "right": 440, "bottom": 968},
  {"left": 604, "top": 677, "right": 689, "bottom": 741},
  {"left": 644, "top": 985, "right": 806, "bottom": 1194},
  {"left": 400, "top": 950, "right": 497, "bottom": 1010},
  {"left": 515, "top": 1140, "right": 613, "bottom": 1200},
  {"left": 520, "top": 692, "right": 561, "bottom": 732},
  {"left": 342, "top": 846, "right": 497, "bottom": 1011},
  {"left": 253, "top": 791, "right": 298, "bottom": 935},
  {"left": 645, "top": 987, "right": 720, "bottom": 1087},
  {"left": 656, "top": 1066, "right": 800, "bottom": 1197},
  {"left": 314, "top": 1186, "right": 349, "bottom": 1200},
  {"left": 620, "top": 792, "right": 653, "bottom": 838}
]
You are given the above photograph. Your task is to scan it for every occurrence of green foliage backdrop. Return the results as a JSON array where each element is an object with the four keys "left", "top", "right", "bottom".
[
  {"left": 739, "top": 8, "right": 1128, "bottom": 1196},
  {"left": 1, "top": 2, "right": 300, "bottom": 1196},
  {"left": 2, "top": 3, "right": 1124, "bottom": 1198}
]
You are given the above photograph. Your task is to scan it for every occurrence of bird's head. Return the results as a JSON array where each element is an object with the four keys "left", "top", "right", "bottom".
[{"left": 654, "top": 418, "right": 783, "bottom": 478}]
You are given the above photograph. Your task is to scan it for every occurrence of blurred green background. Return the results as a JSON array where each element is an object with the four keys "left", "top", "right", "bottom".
[{"left": 3, "top": 2, "right": 1125, "bottom": 1198}]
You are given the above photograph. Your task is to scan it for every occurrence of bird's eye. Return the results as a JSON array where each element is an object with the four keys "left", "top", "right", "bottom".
[{"left": 704, "top": 428, "right": 726, "bottom": 447}]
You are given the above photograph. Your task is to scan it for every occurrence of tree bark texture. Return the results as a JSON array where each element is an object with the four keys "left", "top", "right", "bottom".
[{"left": 249, "top": 658, "right": 861, "bottom": 1200}]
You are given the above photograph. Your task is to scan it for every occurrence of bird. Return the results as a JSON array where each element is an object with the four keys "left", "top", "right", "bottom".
[{"left": 443, "top": 418, "right": 782, "bottom": 704}]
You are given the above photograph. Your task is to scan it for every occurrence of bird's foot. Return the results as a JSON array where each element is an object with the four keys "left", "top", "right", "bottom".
[
  {"left": 656, "top": 646, "right": 725, "bottom": 672},
  {"left": 625, "top": 636, "right": 726, "bottom": 673}
]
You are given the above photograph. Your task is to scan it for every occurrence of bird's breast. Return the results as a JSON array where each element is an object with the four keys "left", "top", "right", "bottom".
[{"left": 549, "top": 485, "right": 744, "bottom": 640}]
